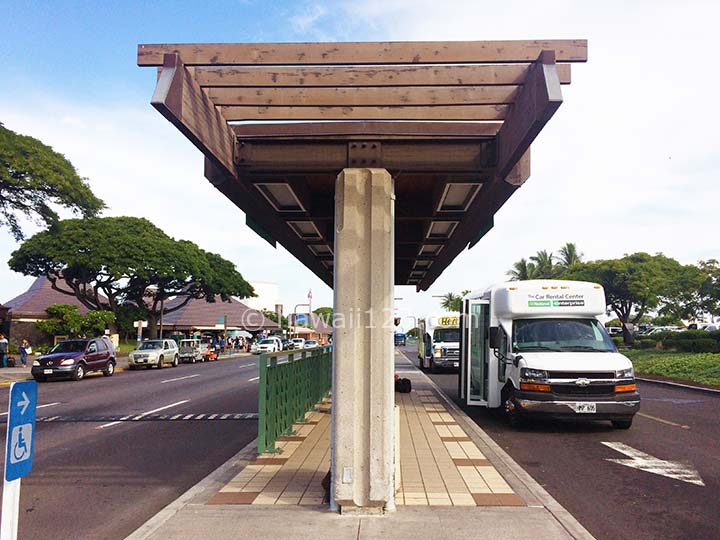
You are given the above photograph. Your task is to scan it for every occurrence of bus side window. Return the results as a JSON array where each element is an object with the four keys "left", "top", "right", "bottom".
[{"left": 498, "top": 327, "right": 509, "bottom": 381}]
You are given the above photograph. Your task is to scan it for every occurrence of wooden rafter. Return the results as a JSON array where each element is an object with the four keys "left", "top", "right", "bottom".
[
  {"left": 220, "top": 105, "right": 509, "bottom": 121},
  {"left": 192, "top": 64, "right": 572, "bottom": 87},
  {"left": 418, "top": 51, "right": 562, "bottom": 291},
  {"left": 138, "top": 40, "right": 587, "bottom": 66}
]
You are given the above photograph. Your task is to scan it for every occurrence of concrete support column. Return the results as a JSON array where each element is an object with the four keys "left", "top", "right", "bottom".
[{"left": 331, "top": 168, "right": 395, "bottom": 513}]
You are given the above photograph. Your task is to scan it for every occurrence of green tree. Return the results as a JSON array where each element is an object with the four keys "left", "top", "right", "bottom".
[
  {"left": 9, "top": 216, "right": 254, "bottom": 337},
  {"left": 507, "top": 258, "right": 537, "bottom": 280},
  {"left": 567, "top": 253, "right": 687, "bottom": 345},
  {"left": 557, "top": 242, "right": 584, "bottom": 270},
  {"left": 0, "top": 123, "right": 105, "bottom": 240},
  {"left": 406, "top": 327, "right": 418, "bottom": 338},
  {"left": 313, "top": 307, "right": 333, "bottom": 325},
  {"left": 530, "top": 250, "right": 556, "bottom": 278},
  {"left": 262, "top": 309, "right": 289, "bottom": 329},
  {"left": 698, "top": 259, "right": 720, "bottom": 316},
  {"left": 439, "top": 290, "right": 470, "bottom": 312},
  {"left": 36, "top": 304, "right": 115, "bottom": 338}
]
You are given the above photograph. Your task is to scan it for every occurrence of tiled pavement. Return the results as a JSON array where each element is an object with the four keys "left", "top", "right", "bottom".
[{"left": 209, "top": 382, "right": 524, "bottom": 508}]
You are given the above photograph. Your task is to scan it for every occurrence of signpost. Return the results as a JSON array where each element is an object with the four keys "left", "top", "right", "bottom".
[
  {"left": 1, "top": 381, "right": 38, "bottom": 540},
  {"left": 134, "top": 320, "right": 148, "bottom": 342}
]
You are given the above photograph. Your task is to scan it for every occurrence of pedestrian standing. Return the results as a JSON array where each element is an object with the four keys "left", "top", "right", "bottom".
[
  {"left": 0, "top": 334, "right": 8, "bottom": 368},
  {"left": 20, "top": 339, "right": 31, "bottom": 367}
]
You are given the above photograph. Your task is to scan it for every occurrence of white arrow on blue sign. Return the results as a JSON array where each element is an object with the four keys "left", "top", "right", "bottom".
[{"left": 4, "top": 381, "right": 38, "bottom": 481}]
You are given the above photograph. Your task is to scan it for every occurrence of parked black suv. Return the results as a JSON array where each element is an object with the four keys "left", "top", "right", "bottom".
[{"left": 32, "top": 338, "right": 116, "bottom": 382}]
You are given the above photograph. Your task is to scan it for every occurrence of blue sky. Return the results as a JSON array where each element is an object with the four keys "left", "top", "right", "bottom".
[{"left": 1, "top": 1, "right": 719, "bottom": 327}]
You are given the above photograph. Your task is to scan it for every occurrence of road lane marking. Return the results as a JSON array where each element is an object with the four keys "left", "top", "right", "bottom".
[
  {"left": 237, "top": 364, "right": 256, "bottom": 368},
  {"left": 602, "top": 442, "right": 705, "bottom": 486},
  {"left": 0, "top": 401, "right": 60, "bottom": 416},
  {"left": 98, "top": 400, "right": 190, "bottom": 429},
  {"left": 248, "top": 376, "right": 259, "bottom": 382},
  {"left": 160, "top": 374, "right": 200, "bottom": 384},
  {"left": 638, "top": 412, "right": 690, "bottom": 429}
]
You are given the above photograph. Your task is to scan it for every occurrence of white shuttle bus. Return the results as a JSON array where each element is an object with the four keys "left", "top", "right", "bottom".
[
  {"left": 459, "top": 280, "right": 639, "bottom": 429},
  {"left": 417, "top": 314, "right": 461, "bottom": 371}
]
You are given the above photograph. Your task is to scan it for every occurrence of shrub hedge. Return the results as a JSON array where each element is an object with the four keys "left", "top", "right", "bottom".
[{"left": 632, "top": 329, "right": 720, "bottom": 352}]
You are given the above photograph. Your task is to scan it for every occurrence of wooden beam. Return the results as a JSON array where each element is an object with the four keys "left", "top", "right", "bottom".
[
  {"left": 231, "top": 122, "right": 502, "bottom": 139},
  {"left": 207, "top": 85, "right": 519, "bottom": 107},
  {"left": 234, "top": 141, "right": 496, "bottom": 172},
  {"left": 418, "top": 51, "right": 563, "bottom": 291},
  {"left": 137, "top": 40, "right": 588, "bottom": 66},
  {"left": 220, "top": 105, "right": 508, "bottom": 121},
  {"left": 151, "top": 53, "right": 235, "bottom": 174},
  {"left": 192, "top": 64, "right": 572, "bottom": 87}
]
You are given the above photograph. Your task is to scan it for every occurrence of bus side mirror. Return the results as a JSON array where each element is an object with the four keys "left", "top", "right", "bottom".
[{"left": 489, "top": 327, "right": 500, "bottom": 349}]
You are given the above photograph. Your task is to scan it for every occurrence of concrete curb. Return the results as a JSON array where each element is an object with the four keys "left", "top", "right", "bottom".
[
  {"left": 125, "top": 437, "right": 259, "bottom": 540},
  {"left": 636, "top": 376, "right": 720, "bottom": 394},
  {"left": 396, "top": 349, "right": 597, "bottom": 540}
]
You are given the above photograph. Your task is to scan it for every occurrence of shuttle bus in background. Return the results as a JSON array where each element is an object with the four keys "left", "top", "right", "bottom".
[
  {"left": 417, "top": 314, "right": 461, "bottom": 371},
  {"left": 459, "top": 280, "right": 640, "bottom": 429}
]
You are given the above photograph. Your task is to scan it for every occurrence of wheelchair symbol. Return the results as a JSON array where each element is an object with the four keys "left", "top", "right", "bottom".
[{"left": 10, "top": 424, "right": 32, "bottom": 464}]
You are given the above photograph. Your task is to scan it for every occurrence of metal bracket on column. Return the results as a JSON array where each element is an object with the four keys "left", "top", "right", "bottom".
[
  {"left": 347, "top": 141, "right": 382, "bottom": 168},
  {"left": 235, "top": 139, "right": 251, "bottom": 167}
]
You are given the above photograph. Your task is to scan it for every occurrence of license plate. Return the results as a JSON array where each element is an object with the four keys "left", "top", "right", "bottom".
[
  {"left": 453, "top": 362, "right": 459, "bottom": 368},
  {"left": 44, "top": 369, "right": 53, "bottom": 374},
  {"left": 574, "top": 403, "right": 596, "bottom": 414}
]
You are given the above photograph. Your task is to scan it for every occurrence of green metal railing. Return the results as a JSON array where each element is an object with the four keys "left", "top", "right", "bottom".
[{"left": 257, "top": 346, "right": 332, "bottom": 453}]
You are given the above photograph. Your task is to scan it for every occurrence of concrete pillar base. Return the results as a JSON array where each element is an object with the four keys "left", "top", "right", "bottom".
[{"left": 331, "top": 168, "right": 395, "bottom": 513}]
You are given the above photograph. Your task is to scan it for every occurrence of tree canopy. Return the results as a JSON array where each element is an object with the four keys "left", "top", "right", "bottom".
[
  {"left": 439, "top": 291, "right": 470, "bottom": 312},
  {"left": 565, "top": 252, "right": 693, "bottom": 344},
  {"left": 507, "top": 242, "right": 584, "bottom": 280},
  {"left": 36, "top": 304, "right": 115, "bottom": 339},
  {"left": 9, "top": 216, "right": 255, "bottom": 335},
  {"left": 0, "top": 123, "right": 105, "bottom": 240}
]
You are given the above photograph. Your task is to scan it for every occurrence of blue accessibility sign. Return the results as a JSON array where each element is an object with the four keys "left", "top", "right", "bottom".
[{"left": 4, "top": 381, "right": 38, "bottom": 481}]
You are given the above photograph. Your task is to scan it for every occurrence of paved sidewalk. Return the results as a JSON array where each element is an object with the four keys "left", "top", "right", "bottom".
[{"left": 126, "top": 350, "right": 596, "bottom": 540}]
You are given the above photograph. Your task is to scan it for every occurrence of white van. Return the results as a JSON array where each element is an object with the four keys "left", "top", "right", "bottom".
[
  {"left": 417, "top": 314, "right": 460, "bottom": 371},
  {"left": 459, "top": 280, "right": 639, "bottom": 429}
]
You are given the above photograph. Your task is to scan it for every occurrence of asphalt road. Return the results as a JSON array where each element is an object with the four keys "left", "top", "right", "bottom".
[
  {"left": 398, "top": 346, "right": 720, "bottom": 540},
  {"left": 0, "top": 355, "right": 261, "bottom": 540}
]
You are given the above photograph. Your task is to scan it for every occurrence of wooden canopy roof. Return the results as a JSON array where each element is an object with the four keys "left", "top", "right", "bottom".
[{"left": 138, "top": 40, "right": 586, "bottom": 290}]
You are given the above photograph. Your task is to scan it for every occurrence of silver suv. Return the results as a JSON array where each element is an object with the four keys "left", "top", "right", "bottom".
[{"left": 128, "top": 339, "right": 179, "bottom": 369}]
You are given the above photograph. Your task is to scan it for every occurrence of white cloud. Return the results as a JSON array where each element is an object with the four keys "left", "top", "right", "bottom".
[{"left": 0, "top": 96, "right": 334, "bottom": 311}]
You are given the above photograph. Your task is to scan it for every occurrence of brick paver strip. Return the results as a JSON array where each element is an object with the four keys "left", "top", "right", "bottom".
[
  {"left": 277, "top": 436, "right": 306, "bottom": 441},
  {"left": 431, "top": 421, "right": 459, "bottom": 426},
  {"left": 440, "top": 436, "right": 472, "bottom": 442},
  {"left": 254, "top": 457, "right": 288, "bottom": 465},
  {"left": 452, "top": 458, "right": 490, "bottom": 466},
  {"left": 208, "top": 492, "right": 260, "bottom": 505}
]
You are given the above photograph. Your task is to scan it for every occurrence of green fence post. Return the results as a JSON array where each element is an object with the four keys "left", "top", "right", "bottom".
[{"left": 257, "top": 352, "right": 267, "bottom": 453}]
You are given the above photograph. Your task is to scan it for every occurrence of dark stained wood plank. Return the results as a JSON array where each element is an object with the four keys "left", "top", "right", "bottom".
[
  {"left": 418, "top": 52, "right": 563, "bottom": 291},
  {"left": 192, "top": 64, "right": 572, "bottom": 87},
  {"left": 137, "top": 40, "right": 588, "bottom": 66},
  {"left": 151, "top": 54, "right": 235, "bottom": 174},
  {"left": 231, "top": 122, "right": 502, "bottom": 139},
  {"left": 207, "top": 85, "right": 519, "bottom": 106},
  {"left": 220, "top": 105, "right": 508, "bottom": 121},
  {"left": 233, "top": 141, "right": 495, "bottom": 172}
]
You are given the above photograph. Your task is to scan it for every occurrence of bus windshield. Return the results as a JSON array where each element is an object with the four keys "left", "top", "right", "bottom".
[
  {"left": 433, "top": 328, "right": 460, "bottom": 343},
  {"left": 513, "top": 319, "right": 616, "bottom": 353}
]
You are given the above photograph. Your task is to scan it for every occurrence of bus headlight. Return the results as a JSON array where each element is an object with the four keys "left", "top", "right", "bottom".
[
  {"left": 616, "top": 367, "right": 634, "bottom": 379},
  {"left": 520, "top": 368, "right": 548, "bottom": 382},
  {"left": 433, "top": 347, "right": 442, "bottom": 358}
]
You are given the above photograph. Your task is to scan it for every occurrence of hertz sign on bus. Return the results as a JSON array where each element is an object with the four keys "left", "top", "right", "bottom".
[{"left": 438, "top": 316, "right": 459, "bottom": 326}]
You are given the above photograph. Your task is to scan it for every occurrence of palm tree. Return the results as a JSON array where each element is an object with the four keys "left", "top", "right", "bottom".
[
  {"left": 440, "top": 292, "right": 460, "bottom": 312},
  {"left": 557, "top": 242, "right": 584, "bottom": 268},
  {"left": 530, "top": 250, "right": 555, "bottom": 278},
  {"left": 507, "top": 258, "right": 537, "bottom": 281}
]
